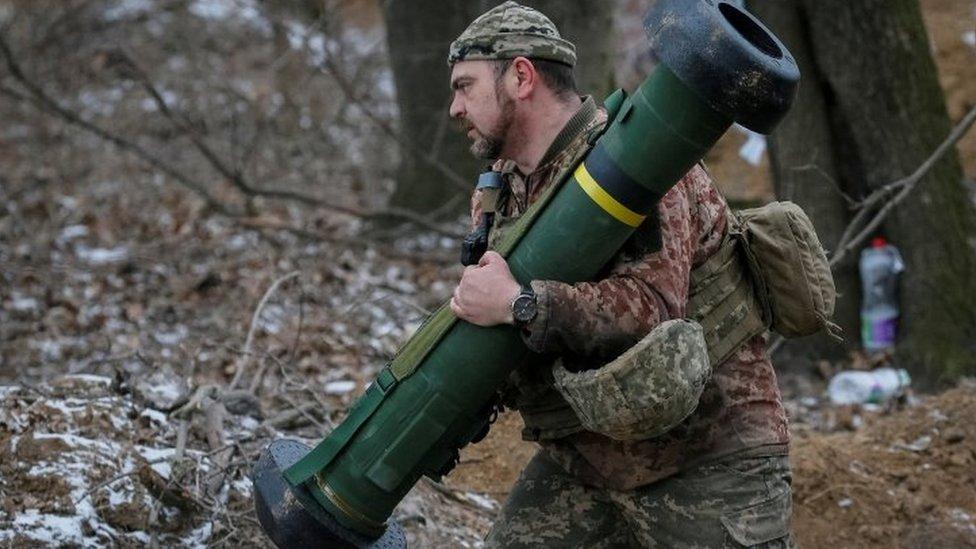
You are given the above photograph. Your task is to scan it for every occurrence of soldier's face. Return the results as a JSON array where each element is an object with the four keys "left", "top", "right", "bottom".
[{"left": 450, "top": 61, "right": 516, "bottom": 160}]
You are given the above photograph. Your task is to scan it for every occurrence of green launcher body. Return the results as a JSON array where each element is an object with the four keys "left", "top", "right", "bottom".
[{"left": 254, "top": 0, "right": 801, "bottom": 544}]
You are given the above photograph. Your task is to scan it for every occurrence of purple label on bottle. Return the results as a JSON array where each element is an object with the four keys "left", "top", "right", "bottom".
[{"left": 866, "top": 317, "right": 898, "bottom": 349}]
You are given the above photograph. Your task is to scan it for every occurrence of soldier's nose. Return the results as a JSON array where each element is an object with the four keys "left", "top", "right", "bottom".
[{"left": 449, "top": 96, "right": 465, "bottom": 119}]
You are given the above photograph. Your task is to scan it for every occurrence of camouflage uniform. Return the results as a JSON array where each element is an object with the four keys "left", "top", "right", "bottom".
[{"left": 451, "top": 3, "right": 794, "bottom": 547}]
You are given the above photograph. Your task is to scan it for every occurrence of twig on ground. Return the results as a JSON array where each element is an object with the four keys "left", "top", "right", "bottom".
[
  {"left": 421, "top": 478, "right": 497, "bottom": 511},
  {"left": 279, "top": 391, "right": 332, "bottom": 435},
  {"left": 289, "top": 285, "right": 307, "bottom": 366},
  {"left": 171, "top": 385, "right": 220, "bottom": 419},
  {"left": 262, "top": 402, "right": 319, "bottom": 430},
  {"left": 229, "top": 271, "right": 300, "bottom": 391},
  {"left": 202, "top": 394, "right": 232, "bottom": 497},
  {"left": 801, "top": 482, "right": 873, "bottom": 506}
]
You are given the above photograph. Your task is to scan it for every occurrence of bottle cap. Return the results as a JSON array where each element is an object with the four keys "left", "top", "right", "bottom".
[{"left": 871, "top": 237, "right": 887, "bottom": 248}]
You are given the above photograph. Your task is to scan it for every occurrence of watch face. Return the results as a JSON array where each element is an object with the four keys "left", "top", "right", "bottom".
[{"left": 513, "top": 294, "right": 537, "bottom": 323}]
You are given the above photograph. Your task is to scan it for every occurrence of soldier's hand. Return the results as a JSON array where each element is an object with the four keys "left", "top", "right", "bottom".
[{"left": 451, "top": 251, "right": 520, "bottom": 326}]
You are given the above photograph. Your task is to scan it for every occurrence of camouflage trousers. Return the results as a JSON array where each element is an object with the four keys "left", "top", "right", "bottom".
[{"left": 485, "top": 449, "right": 794, "bottom": 548}]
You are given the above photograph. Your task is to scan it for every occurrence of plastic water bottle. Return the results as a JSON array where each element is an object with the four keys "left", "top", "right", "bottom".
[
  {"left": 859, "top": 237, "right": 904, "bottom": 353},
  {"left": 827, "top": 368, "right": 911, "bottom": 405}
]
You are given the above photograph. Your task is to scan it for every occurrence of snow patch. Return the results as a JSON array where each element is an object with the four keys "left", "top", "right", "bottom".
[
  {"left": 62, "top": 374, "right": 113, "bottom": 386},
  {"left": 189, "top": 0, "right": 271, "bottom": 34},
  {"left": 103, "top": 0, "right": 153, "bottom": 21},
  {"left": 58, "top": 225, "right": 90, "bottom": 243},
  {"left": 76, "top": 245, "right": 130, "bottom": 265},
  {"left": 9, "top": 295, "right": 39, "bottom": 313},
  {"left": 324, "top": 380, "right": 357, "bottom": 395},
  {"left": 153, "top": 325, "right": 187, "bottom": 346},
  {"left": 7, "top": 510, "right": 86, "bottom": 545}
]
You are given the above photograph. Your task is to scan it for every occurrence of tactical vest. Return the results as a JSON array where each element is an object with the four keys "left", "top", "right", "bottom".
[
  {"left": 489, "top": 154, "right": 768, "bottom": 441},
  {"left": 508, "top": 228, "right": 766, "bottom": 441}
]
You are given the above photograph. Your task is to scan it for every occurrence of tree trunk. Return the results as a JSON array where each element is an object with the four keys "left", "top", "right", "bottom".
[
  {"left": 747, "top": 1, "right": 860, "bottom": 368},
  {"left": 382, "top": 0, "right": 485, "bottom": 218},
  {"left": 752, "top": 0, "right": 976, "bottom": 385},
  {"left": 382, "top": 1, "right": 614, "bottom": 218}
]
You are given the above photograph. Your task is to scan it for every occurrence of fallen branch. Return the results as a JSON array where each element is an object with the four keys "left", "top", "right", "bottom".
[
  {"left": 262, "top": 402, "right": 319, "bottom": 430},
  {"left": 202, "top": 396, "right": 232, "bottom": 496},
  {"left": 138, "top": 460, "right": 201, "bottom": 514}
]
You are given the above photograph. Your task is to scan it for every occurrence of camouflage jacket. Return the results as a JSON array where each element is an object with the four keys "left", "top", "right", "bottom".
[{"left": 478, "top": 97, "right": 789, "bottom": 491}]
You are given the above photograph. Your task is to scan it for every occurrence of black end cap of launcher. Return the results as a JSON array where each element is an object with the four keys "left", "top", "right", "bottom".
[{"left": 252, "top": 439, "right": 407, "bottom": 549}]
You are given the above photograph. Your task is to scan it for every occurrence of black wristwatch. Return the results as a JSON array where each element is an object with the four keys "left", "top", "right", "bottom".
[{"left": 510, "top": 284, "right": 538, "bottom": 328}]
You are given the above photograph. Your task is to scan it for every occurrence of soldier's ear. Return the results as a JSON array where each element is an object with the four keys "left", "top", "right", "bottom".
[{"left": 511, "top": 57, "right": 536, "bottom": 99}]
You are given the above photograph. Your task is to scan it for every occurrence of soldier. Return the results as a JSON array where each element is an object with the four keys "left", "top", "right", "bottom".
[{"left": 447, "top": 2, "right": 794, "bottom": 548}]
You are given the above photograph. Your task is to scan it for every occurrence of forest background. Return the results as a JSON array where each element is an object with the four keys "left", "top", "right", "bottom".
[{"left": 2, "top": 0, "right": 976, "bottom": 546}]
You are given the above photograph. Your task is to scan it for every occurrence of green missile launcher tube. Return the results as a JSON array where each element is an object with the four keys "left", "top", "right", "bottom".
[{"left": 252, "top": 1, "right": 800, "bottom": 547}]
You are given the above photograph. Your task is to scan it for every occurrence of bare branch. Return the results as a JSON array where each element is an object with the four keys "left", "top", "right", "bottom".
[
  {"left": 114, "top": 48, "right": 466, "bottom": 235},
  {"left": 1, "top": 35, "right": 465, "bottom": 238},
  {"left": 0, "top": 34, "right": 234, "bottom": 215},
  {"left": 789, "top": 163, "right": 857, "bottom": 208},
  {"left": 0, "top": 35, "right": 233, "bottom": 215},
  {"left": 771, "top": 104, "right": 976, "bottom": 356},
  {"left": 830, "top": 104, "right": 976, "bottom": 266},
  {"left": 316, "top": 48, "right": 471, "bottom": 194}
]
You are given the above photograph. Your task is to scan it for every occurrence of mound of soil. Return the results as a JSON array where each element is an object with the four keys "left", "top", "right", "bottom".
[
  {"left": 447, "top": 385, "right": 976, "bottom": 547},
  {"left": 793, "top": 385, "right": 976, "bottom": 548}
]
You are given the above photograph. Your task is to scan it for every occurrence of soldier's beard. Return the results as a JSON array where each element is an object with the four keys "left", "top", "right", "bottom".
[{"left": 468, "top": 92, "right": 515, "bottom": 160}]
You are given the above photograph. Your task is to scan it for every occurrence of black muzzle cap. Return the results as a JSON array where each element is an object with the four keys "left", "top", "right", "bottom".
[
  {"left": 645, "top": 0, "right": 800, "bottom": 134},
  {"left": 252, "top": 439, "right": 407, "bottom": 549}
]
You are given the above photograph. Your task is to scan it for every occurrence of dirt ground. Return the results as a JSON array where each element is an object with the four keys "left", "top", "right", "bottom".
[
  {"left": 792, "top": 384, "right": 976, "bottom": 548},
  {"left": 446, "top": 385, "right": 976, "bottom": 547}
]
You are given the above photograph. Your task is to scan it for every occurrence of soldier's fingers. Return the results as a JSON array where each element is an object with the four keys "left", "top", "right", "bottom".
[
  {"left": 450, "top": 297, "right": 464, "bottom": 317},
  {"left": 479, "top": 251, "right": 501, "bottom": 267}
]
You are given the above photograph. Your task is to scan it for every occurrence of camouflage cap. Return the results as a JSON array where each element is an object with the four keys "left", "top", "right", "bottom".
[
  {"left": 448, "top": 1, "right": 577, "bottom": 67},
  {"left": 552, "top": 319, "right": 711, "bottom": 441}
]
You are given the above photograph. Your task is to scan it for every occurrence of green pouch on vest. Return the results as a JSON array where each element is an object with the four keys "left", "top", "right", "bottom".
[{"left": 732, "top": 201, "right": 839, "bottom": 339}]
